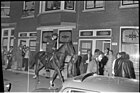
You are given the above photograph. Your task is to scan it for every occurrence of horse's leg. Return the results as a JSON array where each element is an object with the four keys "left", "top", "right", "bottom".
[
  {"left": 36, "top": 63, "right": 44, "bottom": 83},
  {"left": 67, "top": 62, "right": 73, "bottom": 78},
  {"left": 49, "top": 70, "right": 58, "bottom": 88},
  {"left": 52, "top": 59, "right": 64, "bottom": 83}
]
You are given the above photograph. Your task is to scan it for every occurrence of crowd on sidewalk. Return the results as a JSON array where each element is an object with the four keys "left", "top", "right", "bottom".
[
  {"left": 79, "top": 48, "right": 136, "bottom": 79},
  {"left": 2, "top": 44, "right": 30, "bottom": 72}
]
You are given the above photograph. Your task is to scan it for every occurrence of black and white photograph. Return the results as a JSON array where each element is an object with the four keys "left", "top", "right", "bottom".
[{"left": 1, "top": 1, "right": 139, "bottom": 92}]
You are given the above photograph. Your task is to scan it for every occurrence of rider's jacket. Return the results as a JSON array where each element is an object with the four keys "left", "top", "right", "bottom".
[{"left": 46, "top": 38, "right": 57, "bottom": 53}]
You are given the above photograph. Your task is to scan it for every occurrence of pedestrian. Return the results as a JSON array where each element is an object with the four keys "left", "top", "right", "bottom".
[
  {"left": 80, "top": 49, "right": 92, "bottom": 74},
  {"left": 22, "top": 45, "right": 26, "bottom": 68},
  {"left": 99, "top": 48, "right": 109, "bottom": 75},
  {"left": 6, "top": 46, "right": 13, "bottom": 70},
  {"left": 86, "top": 50, "right": 104, "bottom": 74},
  {"left": 114, "top": 52, "right": 136, "bottom": 79},
  {"left": 112, "top": 52, "right": 121, "bottom": 76},
  {"left": 114, "top": 52, "right": 126, "bottom": 76},
  {"left": 23, "top": 47, "right": 30, "bottom": 71},
  {"left": 16, "top": 44, "right": 23, "bottom": 70},
  {"left": 104, "top": 50, "right": 115, "bottom": 76}
]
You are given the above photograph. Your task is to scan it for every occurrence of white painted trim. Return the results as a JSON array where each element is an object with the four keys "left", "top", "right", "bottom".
[
  {"left": 1, "top": 23, "right": 16, "bottom": 27},
  {"left": 37, "top": 25, "right": 76, "bottom": 31},
  {"left": 119, "top": 26, "right": 139, "bottom": 52},
  {"left": 18, "top": 32, "right": 37, "bottom": 37}
]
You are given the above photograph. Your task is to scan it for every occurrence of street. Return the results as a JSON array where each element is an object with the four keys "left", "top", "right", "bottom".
[{"left": 3, "top": 70, "right": 62, "bottom": 92}]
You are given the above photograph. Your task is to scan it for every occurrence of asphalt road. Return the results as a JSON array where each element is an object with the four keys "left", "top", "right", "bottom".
[{"left": 3, "top": 70, "right": 62, "bottom": 92}]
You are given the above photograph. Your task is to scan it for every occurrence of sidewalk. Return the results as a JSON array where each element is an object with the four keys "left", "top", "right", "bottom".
[{"left": 2, "top": 65, "right": 49, "bottom": 77}]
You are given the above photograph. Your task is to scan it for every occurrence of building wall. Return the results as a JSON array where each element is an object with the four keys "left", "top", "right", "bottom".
[{"left": 77, "top": 1, "right": 139, "bottom": 55}]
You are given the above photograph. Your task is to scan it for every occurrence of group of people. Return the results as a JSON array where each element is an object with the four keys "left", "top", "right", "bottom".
[
  {"left": 80, "top": 48, "right": 136, "bottom": 79},
  {"left": 2, "top": 44, "right": 30, "bottom": 71}
]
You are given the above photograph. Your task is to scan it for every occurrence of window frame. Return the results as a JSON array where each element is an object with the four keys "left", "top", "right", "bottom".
[
  {"left": 21, "top": 1, "right": 35, "bottom": 18},
  {"left": 119, "top": 26, "right": 139, "bottom": 79},
  {"left": 39, "top": 1, "right": 76, "bottom": 14},
  {"left": 83, "top": 1, "right": 105, "bottom": 12},
  {"left": 1, "top": 1, "right": 10, "bottom": 18},
  {"left": 120, "top": 0, "right": 139, "bottom": 8},
  {"left": 79, "top": 29, "right": 112, "bottom": 37}
]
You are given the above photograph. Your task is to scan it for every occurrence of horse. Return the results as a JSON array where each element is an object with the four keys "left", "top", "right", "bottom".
[{"left": 30, "top": 42, "right": 76, "bottom": 87}]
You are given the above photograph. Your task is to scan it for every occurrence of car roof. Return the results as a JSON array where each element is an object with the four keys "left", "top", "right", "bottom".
[{"left": 62, "top": 74, "right": 139, "bottom": 92}]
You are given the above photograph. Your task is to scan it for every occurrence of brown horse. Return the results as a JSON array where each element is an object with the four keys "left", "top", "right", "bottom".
[{"left": 30, "top": 42, "right": 76, "bottom": 87}]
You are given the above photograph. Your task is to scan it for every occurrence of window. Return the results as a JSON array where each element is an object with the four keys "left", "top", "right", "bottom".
[
  {"left": 64, "top": 1, "right": 75, "bottom": 10},
  {"left": 40, "top": 1, "right": 75, "bottom": 13},
  {"left": 22, "top": 1, "right": 35, "bottom": 17},
  {"left": 120, "top": 27, "right": 139, "bottom": 79},
  {"left": 45, "top": 1, "right": 61, "bottom": 11},
  {"left": 1, "top": 1, "right": 10, "bottom": 17},
  {"left": 41, "top": 31, "right": 53, "bottom": 51},
  {"left": 59, "top": 30, "right": 72, "bottom": 43},
  {"left": 1, "top": 28, "right": 15, "bottom": 51},
  {"left": 84, "top": 1, "right": 104, "bottom": 11},
  {"left": 79, "top": 29, "right": 112, "bottom": 37},
  {"left": 120, "top": 0, "right": 139, "bottom": 8}
]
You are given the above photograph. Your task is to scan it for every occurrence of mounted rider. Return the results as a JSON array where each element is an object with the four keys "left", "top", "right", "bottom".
[{"left": 45, "top": 33, "right": 58, "bottom": 62}]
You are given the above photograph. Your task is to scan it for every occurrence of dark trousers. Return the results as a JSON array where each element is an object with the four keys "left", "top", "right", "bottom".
[
  {"left": 23, "top": 58, "right": 28, "bottom": 71},
  {"left": 84, "top": 63, "right": 88, "bottom": 73}
]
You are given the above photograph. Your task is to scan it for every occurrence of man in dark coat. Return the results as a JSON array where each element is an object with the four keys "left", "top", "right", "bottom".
[{"left": 114, "top": 52, "right": 136, "bottom": 79}]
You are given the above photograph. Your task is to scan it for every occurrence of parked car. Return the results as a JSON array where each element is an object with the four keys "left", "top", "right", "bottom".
[
  {"left": 33, "top": 72, "right": 139, "bottom": 92},
  {"left": 4, "top": 78, "right": 12, "bottom": 92},
  {"left": 60, "top": 72, "right": 139, "bottom": 92}
]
